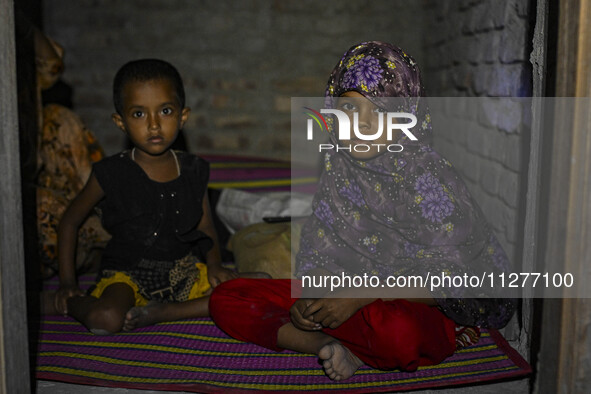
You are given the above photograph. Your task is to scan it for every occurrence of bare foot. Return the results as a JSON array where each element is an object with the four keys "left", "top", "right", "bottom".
[
  {"left": 123, "top": 303, "right": 166, "bottom": 331},
  {"left": 318, "top": 341, "right": 364, "bottom": 381}
]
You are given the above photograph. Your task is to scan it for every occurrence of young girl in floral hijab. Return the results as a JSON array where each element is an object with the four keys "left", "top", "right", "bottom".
[{"left": 210, "top": 42, "right": 515, "bottom": 381}]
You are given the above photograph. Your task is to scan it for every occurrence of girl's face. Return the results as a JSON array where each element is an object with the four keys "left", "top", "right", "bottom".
[
  {"left": 337, "top": 91, "right": 400, "bottom": 160},
  {"left": 112, "top": 78, "right": 190, "bottom": 157}
]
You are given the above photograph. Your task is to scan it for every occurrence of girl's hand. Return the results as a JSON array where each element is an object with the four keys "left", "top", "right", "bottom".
[
  {"left": 54, "top": 284, "right": 84, "bottom": 315},
  {"left": 290, "top": 298, "right": 322, "bottom": 331},
  {"left": 303, "top": 298, "right": 365, "bottom": 329},
  {"left": 207, "top": 264, "right": 238, "bottom": 288}
]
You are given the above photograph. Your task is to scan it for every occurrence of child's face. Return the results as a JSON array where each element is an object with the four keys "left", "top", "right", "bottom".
[
  {"left": 112, "top": 78, "right": 190, "bottom": 157},
  {"left": 337, "top": 91, "right": 398, "bottom": 160}
]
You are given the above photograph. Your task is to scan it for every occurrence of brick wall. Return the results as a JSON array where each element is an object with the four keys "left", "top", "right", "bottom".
[
  {"left": 43, "top": 0, "right": 423, "bottom": 160},
  {"left": 43, "top": 0, "right": 533, "bottom": 263},
  {"left": 421, "top": 0, "right": 532, "bottom": 263}
]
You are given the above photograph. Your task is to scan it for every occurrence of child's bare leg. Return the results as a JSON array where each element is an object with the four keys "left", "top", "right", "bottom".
[
  {"left": 277, "top": 322, "right": 363, "bottom": 381},
  {"left": 68, "top": 282, "right": 135, "bottom": 335},
  {"left": 123, "top": 296, "right": 210, "bottom": 331}
]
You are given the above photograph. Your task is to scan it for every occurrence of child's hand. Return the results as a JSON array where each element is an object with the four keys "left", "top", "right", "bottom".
[
  {"left": 54, "top": 284, "right": 84, "bottom": 315},
  {"left": 290, "top": 298, "right": 322, "bottom": 331},
  {"left": 303, "top": 298, "right": 363, "bottom": 329},
  {"left": 207, "top": 264, "right": 238, "bottom": 288}
]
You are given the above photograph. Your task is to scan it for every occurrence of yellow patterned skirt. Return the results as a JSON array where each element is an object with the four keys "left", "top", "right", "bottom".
[{"left": 90, "top": 254, "right": 211, "bottom": 306}]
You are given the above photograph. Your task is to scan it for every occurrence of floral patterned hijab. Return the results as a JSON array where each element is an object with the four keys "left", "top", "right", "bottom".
[{"left": 296, "top": 42, "right": 515, "bottom": 328}]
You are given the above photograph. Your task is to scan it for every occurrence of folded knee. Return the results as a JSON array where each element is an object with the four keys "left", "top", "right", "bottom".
[
  {"left": 209, "top": 279, "right": 244, "bottom": 324},
  {"left": 210, "top": 278, "right": 283, "bottom": 332},
  {"left": 85, "top": 305, "right": 125, "bottom": 334}
]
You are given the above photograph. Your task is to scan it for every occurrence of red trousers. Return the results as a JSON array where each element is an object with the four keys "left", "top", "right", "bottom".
[{"left": 210, "top": 278, "right": 457, "bottom": 371}]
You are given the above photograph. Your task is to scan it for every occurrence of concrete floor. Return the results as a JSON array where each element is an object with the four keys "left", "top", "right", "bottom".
[{"left": 37, "top": 381, "right": 186, "bottom": 394}]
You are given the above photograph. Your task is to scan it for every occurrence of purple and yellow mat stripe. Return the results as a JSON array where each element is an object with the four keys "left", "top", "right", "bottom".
[
  {"left": 203, "top": 154, "right": 317, "bottom": 193},
  {"left": 36, "top": 316, "right": 531, "bottom": 393}
]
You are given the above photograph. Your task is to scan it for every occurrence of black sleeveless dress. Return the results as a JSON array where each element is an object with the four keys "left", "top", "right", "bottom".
[{"left": 91, "top": 150, "right": 212, "bottom": 302}]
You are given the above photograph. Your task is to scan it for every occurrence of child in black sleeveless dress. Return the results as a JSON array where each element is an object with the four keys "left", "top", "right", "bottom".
[{"left": 53, "top": 59, "right": 266, "bottom": 334}]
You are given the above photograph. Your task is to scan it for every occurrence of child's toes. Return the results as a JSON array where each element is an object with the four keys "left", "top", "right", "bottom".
[{"left": 122, "top": 307, "right": 141, "bottom": 331}]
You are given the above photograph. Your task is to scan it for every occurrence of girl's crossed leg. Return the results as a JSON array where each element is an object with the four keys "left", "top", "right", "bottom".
[{"left": 210, "top": 278, "right": 457, "bottom": 380}]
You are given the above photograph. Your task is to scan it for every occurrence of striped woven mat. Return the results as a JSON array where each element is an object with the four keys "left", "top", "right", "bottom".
[
  {"left": 36, "top": 315, "right": 530, "bottom": 393},
  {"left": 36, "top": 157, "right": 529, "bottom": 391},
  {"left": 204, "top": 154, "right": 317, "bottom": 194}
]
